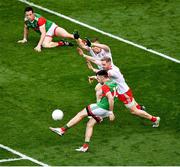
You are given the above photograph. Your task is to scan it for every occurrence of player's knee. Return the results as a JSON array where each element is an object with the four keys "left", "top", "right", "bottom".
[
  {"left": 77, "top": 109, "right": 87, "bottom": 118},
  {"left": 87, "top": 121, "right": 94, "bottom": 128},
  {"left": 42, "top": 42, "right": 50, "bottom": 48},
  {"left": 129, "top": 107, "right": 138, "bottom": 115},
  {"left": 130, "top": 110, "right": 136, "bottom": 115}
]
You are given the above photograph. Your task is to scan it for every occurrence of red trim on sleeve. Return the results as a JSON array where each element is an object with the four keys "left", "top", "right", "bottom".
[
  {"left": 102, "top": 85, "right": 110, "bottom": 95},
  {"left": 38, "top": 17, "right": 46, "bottom": 26}
]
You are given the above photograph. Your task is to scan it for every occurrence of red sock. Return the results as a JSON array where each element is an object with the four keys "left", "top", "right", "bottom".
[
  {"left": 58, "top": 41, "right": 64, "bottom": 46},
  {"left": 83, "top": 143, "right": 89, "bottom": 148},
  {"left": 61, "top": 127, "right": 66, "bottom": 131},
  {"left": 151, "top": 116, "right": 157, "bottom": 122},
  {"left": 136, "top": 104, "right": 141, "bottom": 110}
]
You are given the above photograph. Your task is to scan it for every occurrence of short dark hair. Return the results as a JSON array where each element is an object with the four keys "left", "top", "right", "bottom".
[
  {"left": 24, "top": 6, "right": 34, "bottom": 13},
  {"left": 101, "top": 57, "right": 111, "bottom": 62},
  {"left": 96, "top": 70, "right": 108, "bottom": 78}
]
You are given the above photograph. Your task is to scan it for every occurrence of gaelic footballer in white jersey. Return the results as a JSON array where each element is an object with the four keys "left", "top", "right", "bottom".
[
  {"left": 75, "top": 37, "right": 114, "bottom": 69},
  {"left": 89, "top": 47, "right": 114, "bottom": 69},
  {"left": 81, "top": 54, "right": 160, "bottom": 128}
]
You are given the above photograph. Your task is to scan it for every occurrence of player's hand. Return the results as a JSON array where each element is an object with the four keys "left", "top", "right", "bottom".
[
  {"left": 86, "top": 60, "right": 93, "bottom": 70},
  {"left": 17, "top": 38, "right": 27, "bottom": 43},
  {"left": 34, "top": 45, "right": 41, "bottom": 52},
  {"left": 109, "top": 112, "right": 115, "bottom": 121},
  {"left": 88, "top": 76, "right": 97, "bottom": 84},
  {"left": 77, "top": 47, "right": 84, "bottom": 56},
  {"left": 73, "top": 31, "right": 80, "bottom": 39}
]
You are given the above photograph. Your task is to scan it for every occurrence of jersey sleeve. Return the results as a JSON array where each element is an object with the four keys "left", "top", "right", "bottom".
[
  {"left": 89, "top": 48, "right": 96, "bottom": 58},
  {"left": 38, "top": 17, "right": 46, "bottom": 26},
  {"left": 102, "top": 85, "right": 110, "bottom": 95},
  {"left": 108, "top": 69, "right": 118, "bottom": 78}
]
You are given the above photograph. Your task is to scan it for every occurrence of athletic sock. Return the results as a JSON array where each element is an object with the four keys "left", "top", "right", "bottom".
[
  {"left": 136, "top": 104, "right": 141, "bottom": 110},
  {"left": 57, "top": 41, "right": 64, "bottom": 46},
  {"left": 151, "top": 116, "right": 157, "bottom": 122},
  {"left": 61, "top": 125, "right": 69, "bottom": 131},
  {"left": 83, "top": 141, "right": 89, "bottom": 148}
]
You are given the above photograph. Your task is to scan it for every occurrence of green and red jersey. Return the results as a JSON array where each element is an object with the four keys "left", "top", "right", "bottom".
[
  {"left": 97, "top": 80, "right": 117, "bottom": 110},
  {"left": 24, "top": 13, "right": 53, "bottom": 34}
]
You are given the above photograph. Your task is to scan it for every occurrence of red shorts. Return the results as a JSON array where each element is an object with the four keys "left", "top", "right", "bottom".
[{"left": 117, "top": 89, "right": 135, "bottom": 108}]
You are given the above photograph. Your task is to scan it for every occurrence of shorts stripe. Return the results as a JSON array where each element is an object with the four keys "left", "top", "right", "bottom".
[
  {"left": 86, "top": 105, "right": 101, "bottom": 123},
  {"left": 54, "top": 26, "right": 58, "bottom": 37},
  {"left": 45, "top": 35, "right": 53, "bottom": 38}
]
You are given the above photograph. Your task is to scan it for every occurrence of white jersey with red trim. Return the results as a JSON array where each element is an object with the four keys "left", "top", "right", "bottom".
[
  {"left": 107, "top": 65, "right": 129, "bottom": 94},
  {"left": 89, "top": 48, "right": 113, "bottom": 69}
]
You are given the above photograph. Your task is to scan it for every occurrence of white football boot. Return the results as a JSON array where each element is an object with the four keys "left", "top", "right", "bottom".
[
  {"left": 49, "top": 127, "right": 65, "bottom": 136},
  {"left": 75, "top": 146, "right": 88, "bottom": 152},
  {"left": 152, "top": 117, "right": 160, "bottom": 128}
]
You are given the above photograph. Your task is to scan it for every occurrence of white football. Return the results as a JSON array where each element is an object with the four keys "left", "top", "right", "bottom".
[{"left": 52, "top": 109, "right": 64, "bottom": 121}]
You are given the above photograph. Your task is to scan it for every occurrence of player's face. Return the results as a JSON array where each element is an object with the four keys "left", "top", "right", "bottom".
[
  {"left": 101, "top": 61, "right": 111, "bottom": 70},
  {"left": 96, "top": 75, "right": 104, "bottom": 84},
  {"left": 92, "top": 46, "right": 101, "bottom": 54},
  {"left": 25, "top": 11, "right": 35, "bottom": 21}
]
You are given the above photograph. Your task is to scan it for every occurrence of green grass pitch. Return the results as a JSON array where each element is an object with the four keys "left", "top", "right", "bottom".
[{"left": 0, "top": 0, "right": 180, "bottom": 166}]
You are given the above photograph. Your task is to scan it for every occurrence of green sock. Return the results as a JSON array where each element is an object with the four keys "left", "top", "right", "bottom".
[
  {"left": 85, "top": 141, "right": 90, "bottom": 144},
  {"left": 63, "top": 125, "right": 69, "bottom": 130}
]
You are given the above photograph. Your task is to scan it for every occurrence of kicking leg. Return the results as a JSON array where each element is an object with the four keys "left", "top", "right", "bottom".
[
  {"left": 49, "top": 108, "right": 88, "bottom": 136},
  {"left": 66, "top": 108, "right": 88, "bottom": 128}
]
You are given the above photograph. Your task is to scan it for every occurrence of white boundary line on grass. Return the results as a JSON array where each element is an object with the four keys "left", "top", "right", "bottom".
[
  {"left": 0, "top": 157, "right": 25, "bottom": 163},
  {"left": 17, "top": 0, "right": 180, "bottom": 64},
  {"left": 0, "top": 144, "right": 49, "bottom": 166}
]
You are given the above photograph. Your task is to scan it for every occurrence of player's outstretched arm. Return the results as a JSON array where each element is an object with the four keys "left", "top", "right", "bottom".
[
  {"left": 106, "top": 92, "right": 115, "bottom": 121},
  {"left": 77, "top": 47, "right": 96, "bottom": 62},
  {"left": 76, "top": 38, "right": 90, "bottom": 51},
  {"left": 88, "top": 75, "right": 97, "bottom": 84},
  {"left": 34, "top": 24, "right": 46, "bottom": 52},
  {"left": 86, "top": 60, "right": 99, "bottom": 73},
  {"left": 92, "top": 43, "right": 110, "bottom": 52},
  {"left": 77, "top": 47, "right": 101, "bottom": 65},
  {"left": 17, "top": 24, "right": 28, "bottom": 43}
]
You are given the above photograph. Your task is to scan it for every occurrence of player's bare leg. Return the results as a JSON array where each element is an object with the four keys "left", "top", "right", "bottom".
[
  {"left": 129, "top": 104, "right": 152, "bottom": 119},
  {"left": 42, "top": 36, "right": 73, "bottom": 48},
  {"left": 76, "top": 117, "right": 97, "bottom": 152},
  {"left": 49, "top": 108, "right": 88, "bottom": 136},
  {"left": 85, "top": 118, "right": 97, "bottom": 142},
  {"left": 128, "top": 103, "right": 160, "bottom": 127},
  {"left": 66, "top": 108, "right": 88, "bottom": 128},
  {"left": 55, "top": 27, "right": 74, "bottom": 39},
  {"left": 42, "top": 36, "right": 58, "bottom": 48}
]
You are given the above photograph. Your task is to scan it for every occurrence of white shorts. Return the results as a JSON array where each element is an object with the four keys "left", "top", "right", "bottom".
[
  {"left": 46, "top": 23, "right": 58, "bottom": 37},
  {"left": 86, "top": 104, "right": 112, "bottom": 123}
]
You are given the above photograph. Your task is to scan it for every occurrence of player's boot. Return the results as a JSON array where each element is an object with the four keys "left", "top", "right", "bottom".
[
  {"left": 75, "top": 144, "right": 89, "bottom": 152},
  {"left": 49, "top": 127, "right": 65, "bottom": 136},
  {"left": 85, "top": 37, "right": 91, "bottom": 47},
  {"left": 152, "top": 117, "right": 160, "bottom": 128},
  {"left": 60, "top": 40, "right": 74, "bottom": 46},
  {"left": 73, "top": 31, "right": 80, "bottom": 39}
]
